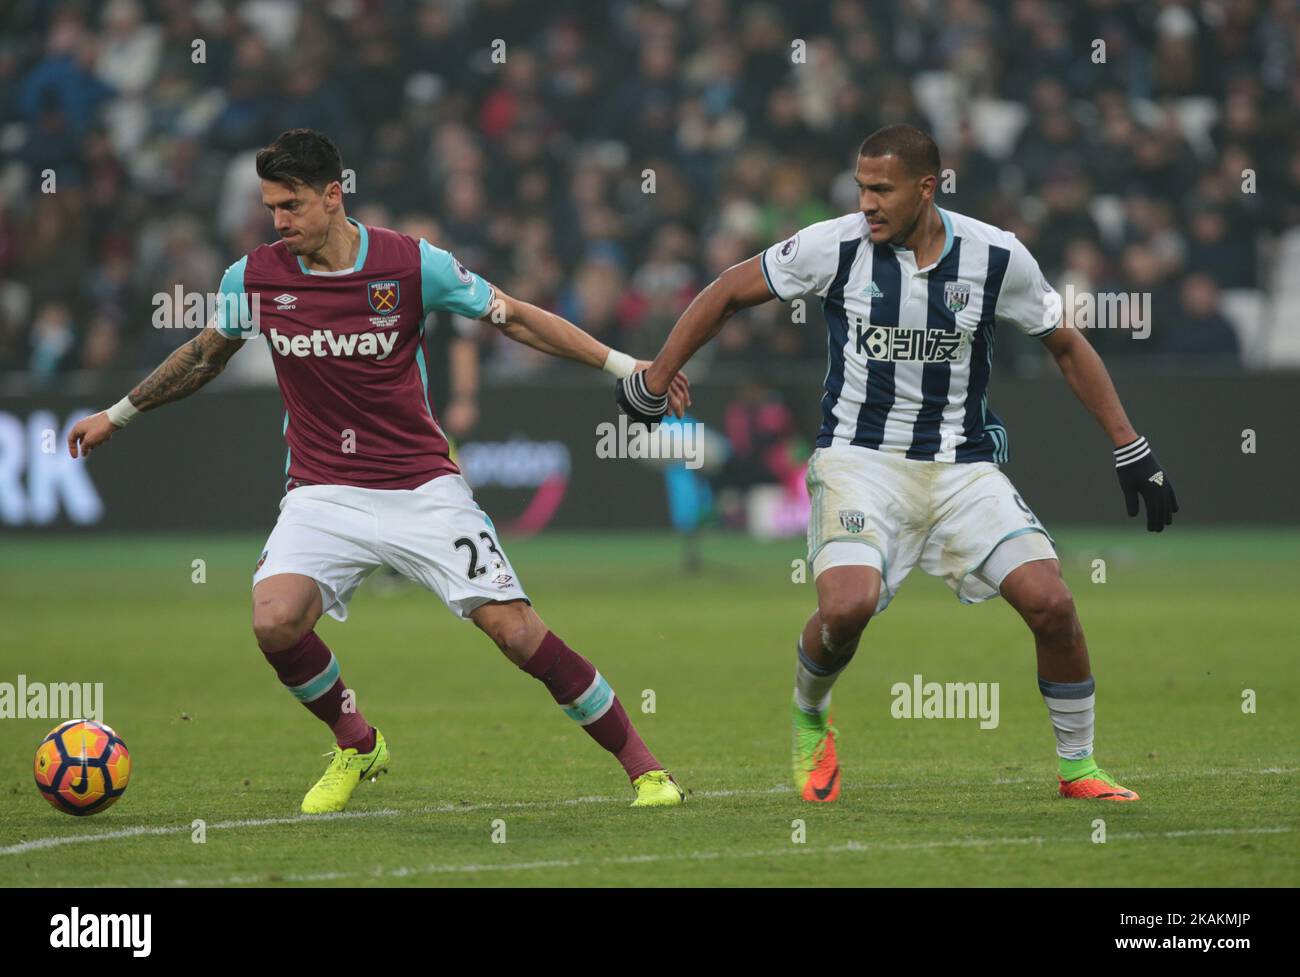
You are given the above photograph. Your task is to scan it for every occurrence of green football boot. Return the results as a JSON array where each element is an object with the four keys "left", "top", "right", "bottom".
[
  {"left": 792, "top": 698, "right": 840, "bottom": 802},
  {"left": 630, "top": 770, "right": 685, "bottom": 807},
  {"left": 300, "top": 729, "right": 389, "bottom": 814}
]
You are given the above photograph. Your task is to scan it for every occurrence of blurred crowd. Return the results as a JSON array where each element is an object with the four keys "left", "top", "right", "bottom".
[{"left": 1, "top": 0, "right": 1298, "bottom": 387}]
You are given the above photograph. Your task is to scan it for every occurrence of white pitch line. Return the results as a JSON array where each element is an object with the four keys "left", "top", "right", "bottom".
[
  {"left": 153, "top": 826, "right": 1297, "bottom": 887},
  {"left": 3, "top": 766, "right": 1294, "bottom": 859},
  {"left": 0, "top": 785, "right": 794, "bottom": 857}
]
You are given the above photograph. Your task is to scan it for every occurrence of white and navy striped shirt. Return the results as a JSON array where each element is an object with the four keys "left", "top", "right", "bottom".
[{"left": 761, "top": 208, "right": 1061, "bottom": 464}]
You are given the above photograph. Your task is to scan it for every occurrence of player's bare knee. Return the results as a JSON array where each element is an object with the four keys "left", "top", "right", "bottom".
[
  {"left": 1023, "top": 586, "right": 1077, "bottom": 640},
  {"left": 491, "top": 621, "right": 533, "bottom": 656},
  {"left": 818, "top": 591, "right": 875, "bottom": 648},
  {"left": 474, "top": 602, "right": 541, "bottom": 660},
  {"left": 252, "top": 605, "right": 309, "bottom": 654}
]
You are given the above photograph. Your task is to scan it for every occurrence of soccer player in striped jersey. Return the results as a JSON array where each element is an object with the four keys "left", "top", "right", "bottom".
[
  {"left": 68, "top": 129, "right": 691, "bottom": 811},
  {"left": 620, "top": 124, "right": 1177, "bottom": 803}
]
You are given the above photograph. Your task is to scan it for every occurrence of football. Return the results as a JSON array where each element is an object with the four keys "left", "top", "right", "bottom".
[{"left": 33, "top": 720, "right": 132, "bottom": 817}]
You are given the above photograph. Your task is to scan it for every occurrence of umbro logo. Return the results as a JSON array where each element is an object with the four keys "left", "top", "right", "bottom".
[
  {"left": 863, "top": 282, "right": 884, "bottom": 298},
  {"left": 274, "top": 293, "right": 297, "bottom": 309},
  {"left": 1149, "top": 471, "right": 1165, "bottom": 486}
]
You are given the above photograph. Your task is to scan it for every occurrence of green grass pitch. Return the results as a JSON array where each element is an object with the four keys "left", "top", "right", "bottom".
[{"left": 1, "top": 529, "right": 1296, "bottom": 887}]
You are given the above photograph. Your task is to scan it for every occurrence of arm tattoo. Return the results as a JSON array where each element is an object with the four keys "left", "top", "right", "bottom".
[{"left": 129, "top": 328, "right": 243, "bottom": 411}]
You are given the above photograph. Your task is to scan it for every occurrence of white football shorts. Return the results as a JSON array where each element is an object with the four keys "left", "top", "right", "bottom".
[
  {"left": 806, "top": 443, "right": 1056, "bottom": 613},
  {"left": 252, "top": 473, "right": 528, "bottom": 621}
]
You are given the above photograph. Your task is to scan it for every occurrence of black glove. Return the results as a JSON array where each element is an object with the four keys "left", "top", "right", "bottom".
[
  {"left": 615, "top": 371, "right": 668, "bottom": 426},
  {"left": 1114, "top": 436, "right": 1178, "bottom": 532}
]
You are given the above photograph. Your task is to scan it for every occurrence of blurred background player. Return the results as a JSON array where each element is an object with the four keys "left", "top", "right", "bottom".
[
  {"left": 68, "top": 129, "right": 691, "bottom": 811},
  {"left": 621, "top": 124, "right": 1177, "bottom": 803}
]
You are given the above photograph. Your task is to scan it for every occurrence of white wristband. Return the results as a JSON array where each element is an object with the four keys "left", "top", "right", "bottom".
[
  {"left": 602, "top": 349, "right": 637, "bottom": 379},
  {"left": 105, "top": 396, "right": 140, "bottom": 428},
  {"left": 1113, "top": 435, "right": 1150, "bottom": 468}
]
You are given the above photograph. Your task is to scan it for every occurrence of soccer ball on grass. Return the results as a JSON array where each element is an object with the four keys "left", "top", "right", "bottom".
[{"left": 33, "top": 720, "right": 131, "bottom": 816}]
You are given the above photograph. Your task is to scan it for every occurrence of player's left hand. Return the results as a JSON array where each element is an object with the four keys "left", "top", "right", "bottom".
[
  {"left": 634, "top": 361, "right": 691, "bottom": 419},
  {"left": 1114, "top": 436, "right": 1178, "bottom": 532},
  {"left": 618, "top": 367, "right": 690, "bottom": 423}
]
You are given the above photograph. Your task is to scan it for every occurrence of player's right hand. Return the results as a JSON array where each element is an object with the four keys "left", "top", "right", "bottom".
[
  {"left": 67, "top": 411, "right": 121, "bottom": 459},
  {"left": 616, "top": 370, "right": 670, "bottom": 425}
]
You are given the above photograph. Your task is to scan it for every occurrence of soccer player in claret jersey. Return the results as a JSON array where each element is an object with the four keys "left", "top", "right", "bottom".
[
  {"left": 69, "top": 129, "right": 691, "bottom": 812},
  {"left": 618, "top": 124, "right": 1178, "bottom": 804}
]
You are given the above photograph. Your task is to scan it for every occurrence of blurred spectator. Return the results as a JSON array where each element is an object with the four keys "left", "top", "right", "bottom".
[
  {"left": 713, "top": 376, "right": 806, "bottom": 530},
  {"left": 1185, "top": 208, "right": 1254, "bottom": 288},
  {"left": 1164, "top": 273, "right": 1241, "bottom": 362},
  {"left": 95, "top": 0, "right": 162, "bottom": 97},
  {"left": 29, "top": 301, "right": 76, "bottom": 386},
  {"left": 18, "top": 15, "right": 115, "bottom": 142}
]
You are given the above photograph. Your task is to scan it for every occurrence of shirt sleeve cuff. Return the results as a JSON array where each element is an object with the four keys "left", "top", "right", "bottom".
[{"left": 760, "top": 251, "right": 787, "bottom": 302}]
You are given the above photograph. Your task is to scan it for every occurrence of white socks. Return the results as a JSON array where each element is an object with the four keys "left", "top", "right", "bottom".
[
  {"left": 1038, "top": 675, "right": 1096, "bottom": 760},
  {"left": 795, "top": 638, "right": 853, "bottom": 715}
]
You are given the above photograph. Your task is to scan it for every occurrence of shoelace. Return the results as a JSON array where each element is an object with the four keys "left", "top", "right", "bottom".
[{"left": 314, "top": 748, "right": 353, "bottom": 790}]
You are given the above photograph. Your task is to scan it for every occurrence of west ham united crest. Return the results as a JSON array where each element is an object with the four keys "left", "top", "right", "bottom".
[
  {"left": 367, "top": 280, "right": 400, "bottom": 314},
  {"left": 839, "top": 509, "right": 865, "bottom": 534},
  {"left": 944, "top": 281, "right": 970, "bottom": 313}
]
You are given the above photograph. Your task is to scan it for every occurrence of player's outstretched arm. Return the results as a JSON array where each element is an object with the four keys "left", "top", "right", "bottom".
[
  {"left": 67, "top": 324, "right": 244, "bottom": 458},
  {"left": 1042, "top": 326, "right": 1178, "bottom": 531},
  {"left": 613, "top": 255, "right": 773, "bottom": 424},
  {"left": 645, "top": 256, "right": 773, "bottom": 394},
  {"left": 483, "top": 288, "right": 691, "bottom": 417}
]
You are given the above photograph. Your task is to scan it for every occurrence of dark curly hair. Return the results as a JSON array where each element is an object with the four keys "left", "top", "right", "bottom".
[{"left": 255, "top": 129, "right": 344, "bottom": 192}]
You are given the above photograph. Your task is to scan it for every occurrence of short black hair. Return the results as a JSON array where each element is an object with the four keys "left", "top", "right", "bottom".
[
  {"left": 255, "top": 129, "right": 343, "bottom": 192},
  {"left": 858, "top": 124, "right": 941, "bottom": 178}
]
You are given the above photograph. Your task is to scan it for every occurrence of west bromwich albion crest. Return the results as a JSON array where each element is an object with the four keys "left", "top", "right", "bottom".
[
  {"left": 944, "top": 281, "right": 970, "bottom": 313},
  {"left": 367, "top": 280, "right": 400, "bottom": 314},
  {"left": 839, "top": 509, "right": 865, "bottom": 534}
]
